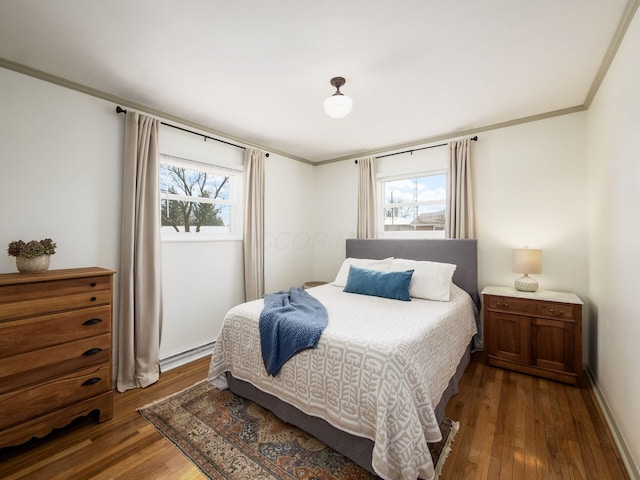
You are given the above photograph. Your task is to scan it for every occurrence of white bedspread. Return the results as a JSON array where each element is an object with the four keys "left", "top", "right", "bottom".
[{"left": 208, "top": 283, "right": 477, "bottom": 480}]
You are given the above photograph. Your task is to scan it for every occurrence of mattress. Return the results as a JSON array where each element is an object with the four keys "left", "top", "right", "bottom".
[{"left": 208, "top": 283, "right": 477, "bottom": 480}]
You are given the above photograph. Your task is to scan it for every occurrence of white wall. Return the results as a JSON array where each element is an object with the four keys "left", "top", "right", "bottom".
[
  {"left": 314, "top": 113, "right": 589, "bottom": 311},
  {"left": 312, "top": 159, "right": 359, "bottom": 282},
  {"left": 161, "top": 241, "right": 244, "bottom": 357},
  {"left": 586, "top": 10, "right": 640, "bottom": 474},
  {"left": 474, "top": 113, "right": 589, "bottom": 298},
  {"left": 0, "top": 68, "right": 122, "bottom": 275},
  {"left": 264, "top": 153, "right": 316, "bottom": 292}
]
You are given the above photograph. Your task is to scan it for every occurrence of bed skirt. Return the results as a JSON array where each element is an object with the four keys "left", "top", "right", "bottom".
[{"left": 226, "top": 341, "right": 472, "bottom": 475}]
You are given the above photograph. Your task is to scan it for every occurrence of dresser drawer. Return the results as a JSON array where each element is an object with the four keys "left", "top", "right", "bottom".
[
  {"left": 0, "top": 290, "right": 111, "bottom": 321},
  {"left": 0, "top": 364, "right": 111, "bottom": 430},
  {"left": 0, "top": 333, "right": 111, "bottom": 393},
  {"left": 0, "top": 275, "right": 111, "bottom": 304},
  {"left": 0, "top": 305, "right": 111, "bottom": 357}
]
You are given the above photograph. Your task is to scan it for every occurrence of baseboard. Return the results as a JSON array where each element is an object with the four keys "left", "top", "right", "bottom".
[
  {"left": 585, "top": 365, "right": 639, "bottom": 480},
  {"left": 159, "top": 342, "right": 215, "bottom": 373}
]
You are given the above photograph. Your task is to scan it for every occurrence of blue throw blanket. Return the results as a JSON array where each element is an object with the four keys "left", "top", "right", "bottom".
[{"left": 259, "top": 287, "right": 328, "bottom": 376}]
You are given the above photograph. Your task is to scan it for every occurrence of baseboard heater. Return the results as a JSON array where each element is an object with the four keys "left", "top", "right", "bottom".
[{"left": 159, "top": 341, "right": 215, "bottom": 372}]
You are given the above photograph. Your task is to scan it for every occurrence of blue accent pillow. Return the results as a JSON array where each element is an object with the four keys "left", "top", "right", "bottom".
[{"left": 343, "top": 265, "right": 414, "bottom": 301}]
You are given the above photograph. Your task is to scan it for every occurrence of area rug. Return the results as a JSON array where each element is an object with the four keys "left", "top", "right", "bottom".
[{"left": 139, "top": 380, "right": 458, "bottom": 479}]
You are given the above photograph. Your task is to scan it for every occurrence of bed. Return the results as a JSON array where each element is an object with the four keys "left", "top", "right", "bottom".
[{"left": 208, "top": 239, "right": 480, "bottom": 480}]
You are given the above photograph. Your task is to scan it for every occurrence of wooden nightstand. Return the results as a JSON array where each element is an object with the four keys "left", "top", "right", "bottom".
[
  {"left": 302, "top": 281, "right": 328, "bottom": 289},
  {"left": 482, "top": 286, "right": 583, "bottom": 386}
]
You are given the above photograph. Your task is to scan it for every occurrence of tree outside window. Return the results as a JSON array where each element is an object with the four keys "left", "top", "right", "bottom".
[{"left": 159, "top": 158, "right": 241, "bottom": 240}]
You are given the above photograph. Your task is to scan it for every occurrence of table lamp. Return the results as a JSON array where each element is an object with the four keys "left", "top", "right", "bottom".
[{"left": 512, "top": 247, "right": 542, "bottom": 292}]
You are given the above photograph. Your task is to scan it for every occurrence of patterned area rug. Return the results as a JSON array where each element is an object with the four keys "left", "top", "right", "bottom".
[{"left": 139, "top": 381, "right": 458, "bottom": 479}]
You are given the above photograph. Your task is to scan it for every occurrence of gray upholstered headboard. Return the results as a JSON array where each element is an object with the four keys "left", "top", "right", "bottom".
[{"left": 345, "top": 238, "right": 480, "bottom": 308}]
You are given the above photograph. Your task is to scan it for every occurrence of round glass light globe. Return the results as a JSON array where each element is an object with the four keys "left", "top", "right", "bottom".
[{"left": 323, "top": 94, "right": 353, "bottom": 118}]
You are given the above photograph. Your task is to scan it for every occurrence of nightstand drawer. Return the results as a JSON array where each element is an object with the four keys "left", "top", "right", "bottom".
[
  {"left": 537, "top": 303, "right": 574, "bottom": 320},
  {"left": 486, "top": 295, "right": 538, "bottom": 315}
]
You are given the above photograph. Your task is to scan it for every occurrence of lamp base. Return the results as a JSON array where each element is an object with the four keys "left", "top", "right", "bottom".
[{"left": 514, "top": 274, "right": 538, "bottom": 292}]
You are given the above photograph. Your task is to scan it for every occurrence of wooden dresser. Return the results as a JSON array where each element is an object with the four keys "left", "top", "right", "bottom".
[
  {"left": 0, "top": 267, "right": 115, "bottom": 448},
  {"left": 482, "top": 286, "right": 583, "bottom": 386}
]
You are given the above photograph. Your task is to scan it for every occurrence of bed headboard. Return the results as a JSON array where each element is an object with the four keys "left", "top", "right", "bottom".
[{"left": 345, "top": 238, "right": 480, "bottom": 308}]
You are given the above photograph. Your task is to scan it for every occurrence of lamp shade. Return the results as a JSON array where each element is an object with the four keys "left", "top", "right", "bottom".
[
  {"left": 323, "top": 93, "right": 353, "bottom": 118},
  {"left": 512, "top": 248, "right": 542, "bottom": 274}
]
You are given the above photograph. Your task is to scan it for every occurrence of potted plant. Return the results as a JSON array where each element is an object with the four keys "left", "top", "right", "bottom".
[{"left": 7, "top": 238, "right": 57, "bottom": 273}]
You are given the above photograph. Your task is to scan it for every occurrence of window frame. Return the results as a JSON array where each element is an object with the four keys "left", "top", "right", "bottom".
[
  {"left": 377, "top": 169, "right": 447, "bottom": 239},
  {"left": 159, "top": 153, "right": 243, "bottom": 242}
]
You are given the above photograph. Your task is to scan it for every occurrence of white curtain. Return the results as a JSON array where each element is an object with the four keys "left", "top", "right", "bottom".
[
  {"left": 243, "top": 148, "right": 266, "bottom": 301},
  {"left": 357, "top": 157, "right": 377, "bottom": 239},
  {"left": 446, "top": 138, "right": 476, "bottom": 239},
  {"left": 117, "top": 111, "right": 162, "bottom": 392}
]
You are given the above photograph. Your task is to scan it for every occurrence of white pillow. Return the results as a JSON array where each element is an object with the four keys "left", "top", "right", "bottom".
[
  {"left": 333, "top": 257, "right": 393, "bottom": 287},
  {"left": 390, "top": 258, "right": 456, "bottom": 301}
]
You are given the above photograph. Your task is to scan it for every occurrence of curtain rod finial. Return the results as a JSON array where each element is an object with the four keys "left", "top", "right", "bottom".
[{"left": 116, "top": 106, "right": 127, "bottom": 114}]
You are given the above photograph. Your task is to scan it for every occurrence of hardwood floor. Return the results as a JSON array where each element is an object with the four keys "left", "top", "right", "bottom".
[
  {"left": 0, "top": 353, "right": 629, "bottom": 480},
  {"left": 442, "top": 354, "right": 629, "bottom": 480}
]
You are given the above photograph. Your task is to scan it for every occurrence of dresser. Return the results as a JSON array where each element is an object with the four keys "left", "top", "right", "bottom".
[
  {"left": 482, "top": 286, "right": 583, "bottom": 386},
  {"left": 0, "top": 267, "right": 115, "bottom": 447}
]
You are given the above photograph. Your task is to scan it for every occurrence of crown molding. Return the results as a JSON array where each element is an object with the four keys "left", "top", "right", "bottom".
[
  {"left": 0, "top": 57, "right": 313, "bottom": 165},
  {"left": 315, "top": 105, "right": 586, "bottom": 166},
  {"left": 584, "top": 0, "right": 640, "bottom": 108}
]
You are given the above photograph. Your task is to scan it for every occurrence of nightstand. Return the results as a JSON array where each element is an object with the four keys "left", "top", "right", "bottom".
[
  {"left": 482, "top": 286, "right": 583, "bottom": 386},
  {"left": 302, "top": 281, "right": 328, "bottom": 289}
]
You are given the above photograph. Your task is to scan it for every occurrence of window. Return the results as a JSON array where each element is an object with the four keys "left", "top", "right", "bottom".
[
  {"left": 159, "top": 154, "right": 242, "bottom": 241},
  {"left": 380, "top": 171, "right": 446, "bottom": 238}
]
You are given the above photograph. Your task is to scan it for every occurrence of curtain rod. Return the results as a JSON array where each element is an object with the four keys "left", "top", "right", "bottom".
[
  {"left": 355, "top": 136, "right": 478, "bottom": 164},
  {"left": 115, "top": 106, "right": 269, "bottom": 157}
]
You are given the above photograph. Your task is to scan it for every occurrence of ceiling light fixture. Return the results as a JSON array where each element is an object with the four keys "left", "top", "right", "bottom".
[{"left": 323, "top": 77, "right": 353, "bottom": 118}]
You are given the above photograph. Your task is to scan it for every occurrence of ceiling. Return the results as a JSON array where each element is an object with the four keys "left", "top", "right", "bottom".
[{"left": 0, "top": 0, "right": 635, "bottom": 163}]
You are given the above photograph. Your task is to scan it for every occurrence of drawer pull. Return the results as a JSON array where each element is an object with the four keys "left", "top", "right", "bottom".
[
  {"left": 81, "top": 377, "right": 101, "bottom": 386},
  {"left": 90, "top": 296, "right": 97, "bottom": 302},
  {"left": 496, "top": 301, "right": 509, "bottom": 307},
  {"left": 82, "top": 318, "right": 103, "bottom": 326},
  {"left": 90, "top": 282, "right": 97, "bottom": 287},
  {"left": 82, "top": 348, "right": 103, "bottom": 356}
]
